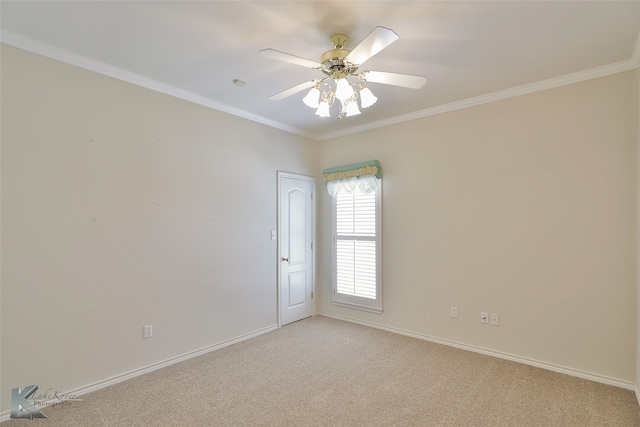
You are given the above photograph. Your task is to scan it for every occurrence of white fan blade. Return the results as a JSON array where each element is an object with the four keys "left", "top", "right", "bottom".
[
  {"left": 361, "top": 71, "right": 426, "bottom": 89},
  {"left": 345, "top": 27, "right": 399, "bottom": 66},
  {"left": 269, "top": 80, "right": 319, "bottom": 101},
  {"left": 259, "top": 49, "right": 321, "bottom": 69}
]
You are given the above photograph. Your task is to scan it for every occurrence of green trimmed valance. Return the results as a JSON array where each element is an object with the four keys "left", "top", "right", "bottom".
[{"left": 322, "top": 160, "right": 382, "bottom": 183}]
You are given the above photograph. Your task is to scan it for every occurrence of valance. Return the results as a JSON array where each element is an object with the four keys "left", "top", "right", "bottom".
[
  {"left": 322, "top": 160, "right": 382, "bottom": 183},
  {"left": 323, "top": 160, "right": 382, "bottom": 197}
]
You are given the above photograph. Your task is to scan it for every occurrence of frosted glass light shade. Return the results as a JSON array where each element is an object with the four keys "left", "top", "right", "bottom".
[
  {"left": 302, "top": 87, "right": 320, "bottom": 108},
  {"left": 344, "top": 100, "right": 361, "bottom": 117},
  {"left": 335, "top": 78, "right": 355, "bottom": 101},
  {"left": 315, "top": 101, "right": 331, "bottom": 117},
  {"left": 359, "top": 87, "right": 377, "bottom": 108}
]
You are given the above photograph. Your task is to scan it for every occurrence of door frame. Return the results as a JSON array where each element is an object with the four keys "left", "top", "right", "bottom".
[{"left": 277, "top": 171, "right": 316, "bottom": 327}]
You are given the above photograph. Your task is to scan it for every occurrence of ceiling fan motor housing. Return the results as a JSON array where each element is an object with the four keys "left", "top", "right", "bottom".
[{"left": 320, "top": 33, "right": 358, "bottom": 77}]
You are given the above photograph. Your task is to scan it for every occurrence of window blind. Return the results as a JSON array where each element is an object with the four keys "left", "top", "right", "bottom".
[{"left": 335, "top": 189, "right": 377, "bottom": 299}]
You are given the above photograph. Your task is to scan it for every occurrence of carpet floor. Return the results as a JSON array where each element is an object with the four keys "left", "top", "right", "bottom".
[{"left": 4, "top": 316, "right": 640, "bottom": 426}]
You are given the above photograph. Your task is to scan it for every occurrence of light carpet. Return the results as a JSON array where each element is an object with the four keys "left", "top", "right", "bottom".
[{"left": 4, "top": 316, "right": 639, "bottom": 426}]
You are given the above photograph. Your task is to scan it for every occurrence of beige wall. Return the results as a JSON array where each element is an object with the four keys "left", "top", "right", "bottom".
[
  {"left": 637, "top": 68, "right": 640, "bottom": 399},
  {"left": 0, "top": 45, "right": 318, "bottom": 412},
  {"left": 1, "top": 44, "right": 638, "bottom": 413},
  {"left": 318, "top": 70, "right": 638, "bottom": 384}
]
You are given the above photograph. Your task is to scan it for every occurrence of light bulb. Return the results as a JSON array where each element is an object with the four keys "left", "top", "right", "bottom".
[
  {"left": 359, "top": 87, "right": 377, "bottom": 108},
  {"left": 315, "top": 101, "right": 331, "bottom": 117},
  {"left": 302, "top": 87, "right": 320, "bottom": 108},
  {"left": 335, "top": 78, "right": 355, "bottom": 101}
]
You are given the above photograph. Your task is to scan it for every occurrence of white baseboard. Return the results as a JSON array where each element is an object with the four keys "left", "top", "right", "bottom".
[
  {"left": 318, "top": 311, "right": 637, "bottom": 392},
  {"left": 3, "top": 314, "right": 636, "bottom": 422},
  {"left": 0, "top": 324, "right": 278, "bottom": 422}
]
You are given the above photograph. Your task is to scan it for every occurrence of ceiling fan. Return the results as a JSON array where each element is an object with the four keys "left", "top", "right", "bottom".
[{"left": 259, "top": 26, "right": 426, "bottom": 119}]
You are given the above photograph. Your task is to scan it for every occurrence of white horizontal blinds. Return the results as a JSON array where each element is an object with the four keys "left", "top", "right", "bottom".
[
  {"left": 336, "top": 239, "right": 355, "bottom": 295},
  {"left": 336, "top": 189, "right": 377, "bottom": 299},
  {"left": 336, "top": 240, "right": 376, "bottom": 299},
  {"left": 336, "top": 195, "right": 354, "bottom": 234},
  {"left": 336, "top": 191, "right": 376, "bottom": 235}
]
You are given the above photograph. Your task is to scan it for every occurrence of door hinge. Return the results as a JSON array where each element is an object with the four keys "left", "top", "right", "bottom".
[
  {"left": 311, "top": 291, "right": 314, "bottom": 299},
  {"left": 311, "top": 242, "right": 313, "bottom": 250}
]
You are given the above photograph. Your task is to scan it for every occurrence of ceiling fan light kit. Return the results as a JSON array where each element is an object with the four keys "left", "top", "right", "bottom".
[
  {"left": 260, "top": 26, "right": 426, "bottom": 119},
  {"left": 359, "top": 86, "right": 377, "bottom": 108},
  {"left": 302, "top": 87, "right": 321, "bottom": 108}
]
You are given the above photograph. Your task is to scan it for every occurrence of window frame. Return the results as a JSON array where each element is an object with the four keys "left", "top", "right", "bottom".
[{"left": 331, "top": 179, "right": 382, "bottom": 314}]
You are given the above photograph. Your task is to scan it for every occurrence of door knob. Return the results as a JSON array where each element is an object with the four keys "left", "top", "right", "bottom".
[{"left": 281, "top": 257, "right": 289, "bottom": 262}]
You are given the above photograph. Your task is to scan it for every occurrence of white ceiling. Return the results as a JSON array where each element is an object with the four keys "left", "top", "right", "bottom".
[{"left": 2, "top": 1, "right": 640, "bottom": 141}]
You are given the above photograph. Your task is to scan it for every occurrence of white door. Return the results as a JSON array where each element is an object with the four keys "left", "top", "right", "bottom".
[{"left": 278, "top": 172, "right": 314, "bottom": 326}]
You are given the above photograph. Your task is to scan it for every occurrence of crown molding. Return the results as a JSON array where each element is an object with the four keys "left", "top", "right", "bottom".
[
  {"left": 0, "top": 30, "right": 319, "bottom": 141},
  {"left": 318, "top": 58, "right": 640, "bottom": 141},
  {"left": 3, "top": 29, "right": 638, "bottom": 143}
]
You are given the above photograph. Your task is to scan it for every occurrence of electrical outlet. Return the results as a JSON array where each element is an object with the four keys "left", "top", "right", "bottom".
[
  {"left": 143, "top": 325, "right": 153, "bottom": 339},
  {"left": 481, "top": 312, "right": 489, "bottom": 324},
  {"left": 491, "top": 314, "right": 500, "bottom": 326},
  {"left": 450, "top": 307, "right": 458, "bottom": 318}
]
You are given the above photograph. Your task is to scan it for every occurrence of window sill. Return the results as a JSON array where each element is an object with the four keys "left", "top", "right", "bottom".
[{"left": 331, "top": 299, "right": 383, "bottom": 314}]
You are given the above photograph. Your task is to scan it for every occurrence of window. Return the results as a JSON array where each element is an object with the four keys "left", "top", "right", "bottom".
[{"left": 331, "top": 179, "right": 382, "bottom": 313}]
